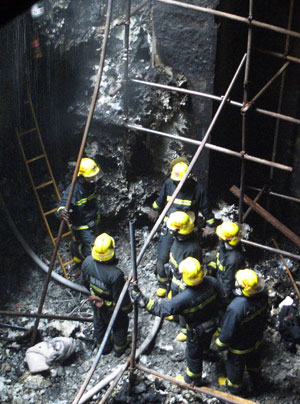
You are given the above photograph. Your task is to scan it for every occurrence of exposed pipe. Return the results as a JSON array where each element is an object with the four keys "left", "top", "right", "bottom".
[
  {"left": 247, "top": 186, "right": 300, "bottom": 204},
  {"left": 1, "top": 199, "right": 89, "bottom": 294},
  {"left": 241, "top": 239, "right": 300, "bottom": 261},
  {"left": 254, "top": 47, "right": 300, "bottom": 65},
  {"left": 242, "top": 185, "right": 267, "bottom": 222},
  {"left": 156, "top": 0, "right": 300, "bottom": 39}
]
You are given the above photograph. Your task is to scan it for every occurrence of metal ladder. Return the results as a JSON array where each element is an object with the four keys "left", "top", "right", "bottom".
[{"left": 15, "top": 87, "right": 73, "bottom": 279}]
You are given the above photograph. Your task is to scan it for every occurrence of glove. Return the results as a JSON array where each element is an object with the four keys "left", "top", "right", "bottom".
[
  {"left": 130, "top": 286, "right": 148, "bottom": 308},
  {"left": 202, "top": 225, "right": 216, "bottom": 238},
  {"left": 59, "top": 208, "right": 70, "bottom": 222},
  {"left": 147, "top": 209, "right": 159, "bottom": 223}
]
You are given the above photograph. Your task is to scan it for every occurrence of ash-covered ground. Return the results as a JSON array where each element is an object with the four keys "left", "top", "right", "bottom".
[{"left": 1, "top": 204, "right": 300, "bottom": 404}]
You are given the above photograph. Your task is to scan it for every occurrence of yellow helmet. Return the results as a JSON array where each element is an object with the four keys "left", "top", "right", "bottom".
[
  {"left": 170, "top": 161, "right": 189, "bottom": 182},
  {"left": 92, "top": 233, "right": 115, "bottom": 262},
  {"left": 216, "top": 222, "right": 240, "bottom": 246},
  {"left": 78, "top": 158, "right": 103, "bottom": 182},
  {"left": 235, "top": 269, "right": 265, "bottom": 297},
  {"left": 167, "top": 211, "right": 195, "bottom": 235},
  {"left": 179, "top": 257, "right": 206, "bottom": 286}
]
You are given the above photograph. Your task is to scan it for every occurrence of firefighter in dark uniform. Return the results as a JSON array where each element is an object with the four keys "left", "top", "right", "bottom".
[
  {"left": 208, "top": 221, "right": 244, "bottom": 302},
  {"left": 131, "top": 257, "right": 225, "bottom": 386},
  {"left": 57, "top": 158, "right": 103, "bottom": 266},
  {"left": 215, "top": 269, "right": 269, "bottom": 394},
  {"left": 81, "top": 233, "right": 132, "bottom": 357},
  {"left": 165, "top": 211, "right": 203, "bottom": 342},
  {"left": 147, "top": 157, "right": 215, "bottom": 298}
]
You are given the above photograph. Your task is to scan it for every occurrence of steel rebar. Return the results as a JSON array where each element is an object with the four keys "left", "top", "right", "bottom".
[
  {"left": 30, "top": 0, "right": 113, "bottom": 345},
  {"left": 131, "top": 77, "right": 300, "bottom": 126},
  {"left": 135, "top": 363, "right": 259, "bottom": 404},
  {"left": 254, "top": 47, "right": 300, "bottom": 65},
  {"left": 156, "top": 0, "right": 300, "bottom": 39}
]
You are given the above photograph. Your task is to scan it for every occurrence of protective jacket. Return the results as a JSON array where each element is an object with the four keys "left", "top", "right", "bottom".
[
  {"left": 57, "top": 180, "right": 98, "bottom": 228},
  {"left": 216, "top": 289, "right": 269, "bottom": 353},
  {"left": 208, "top": 241, "right": 244, "bottom": 300},
  {"left": 145, "top": 276, "right": 224, "bottom": 328},
  {"left": 81, "top": 256, "right": 132, "bottom": 312},
  {"left": 152, "top": 177, "right": 214, "bottom": 226},
  {"left": 169, "top": 234, "right": 202, "bottom": 291}
]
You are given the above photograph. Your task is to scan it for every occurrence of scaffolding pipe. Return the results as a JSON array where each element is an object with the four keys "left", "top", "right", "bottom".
[
  {"left": 128, "top": 220, "right": 138, "bottom": 395},
  {"left": 156, "top": 0, "right": 300, "bottom": 39},
  {"left": 254, "top": 47, "right": 300, "bottom": 65},
  {"left": 30, "top": 0, "right": 114, "bottom": 345},
  {"left": 247, "top": 186, "right": 300, "bottom": 204},
  {"left": 242, "top": 185, "right": 267, "bottom": 222},
  {"left": 73, "top": 53, "right": 246, "bottom": 404},
  {"left": 242, "top": 61, "right": 290, "bottom": 112},
  {"left": 135, "top": 363, "right": 259, "bottom": 404},
  {"left": 241, "top": 239, "right": 300, "bottom": 261},
  {"left": 131, "top": 78, "right": 300, "bottom": 125},
  {"left": 238, "top": 0, "right": 253, "bottom": 224},
  {"left": 127, "top": 124, "right": 292, "bottom": 172},
  {"left": 0, "top": 310, "right": 93, "bottom": 322}
]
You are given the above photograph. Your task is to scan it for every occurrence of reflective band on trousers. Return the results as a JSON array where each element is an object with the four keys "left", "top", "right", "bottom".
[
  {"left": 216, "top": 252, "right": 226, "bottom": 272},
  {"left": 229, "top": 339, "right": 263, "bottom": 354},
  {"left": 157, "top": 274, "right": 168, "bottom": 283},
  {"left": 166, "top": 196, "right": 193, "bottom": 206},
  {"left": 169, "top": 252, "right": 178, "bottom": 268},
  {"left": 72, "top": 224, "right": 90, "bottom": 230},
  {"left": 146, "top": 298, "right": 155, "bottom": 311},
  {"left": 186, "top": 367, "right": 201, "bottom": 378},
  {"left": 183, "top": 294, "right": 216, "bottom": 314},
  {"left": 75, "top": 193, "right": 95, "bottom": 206},
  {"left": 227, "top": 378, "right": 242, "bottom": 389}
]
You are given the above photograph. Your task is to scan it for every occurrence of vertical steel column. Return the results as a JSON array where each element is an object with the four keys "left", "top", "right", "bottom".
[{"left": 238, "top": 0, "right": 253, "bottom": 224}]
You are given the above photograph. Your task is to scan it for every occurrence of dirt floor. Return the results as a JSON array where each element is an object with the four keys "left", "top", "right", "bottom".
[{"left": 1, "top": 213, "right": 300, "bottom": 404}]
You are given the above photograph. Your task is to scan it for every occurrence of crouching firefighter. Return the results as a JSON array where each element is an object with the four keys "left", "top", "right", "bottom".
[
  {"left": 165, "top": 211, "right": 203, "bottom": 342},
  {"left": 130, "top": 257, "right": 225, "bottom": 386},
  {"left": 57, "top": 158, "right": 103, "bottom": 268},
  {"left": 215, "top": 269, "right": 269, "bottom": 395},
  {"left": 147, "top": 157, "right": 215, "bottom": 298},
  {"left": 81, "top": 233, "right": 132, "bottom": 357}
]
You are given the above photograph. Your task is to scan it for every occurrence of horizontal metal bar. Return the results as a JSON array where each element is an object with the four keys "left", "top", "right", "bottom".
[
  {"left": 0, "top": 310, "right": 93, "bottom": 322},
  {"left": 127, "top": 124, "right": 292, "bottom": 172},
  {"left": 156, "top": 0, "right": 300, "bottom": 39},
  {"left": 247, "top": 186, "right": 300, "bottom": 204},
  {"left": 241, "top": 239, "right": 300, "bottom": 261},
  {"left": 131, "top": 78, "right": 300, "bottom": 125},
  {"left": 35, "top": 180, "right": 54, "bottom": 190},
  {"left": 26, "top": 154, "right": 45, "bottom": 164},
  {"left": 254, "top": 47, "right": 300, "bottom": 65}
]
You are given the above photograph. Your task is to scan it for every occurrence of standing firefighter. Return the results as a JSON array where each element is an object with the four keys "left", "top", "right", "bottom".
[
  {"left": 147, "top": 157, "right": 215, "bottom": 298},
  {"left": 131, "top": 257, "right": 225, "bottom": 386},
  {"left": 81, "top": 233, "right": 132, "bottom": 357},
  {"left": 215, "top": 269, "right": 269, "bottom": 395},
  {"left": 57, "top": 158, "right": 103, "bottom": 267},
  {"left": 165, "top": 211, "right": 203, "bottom": 342},
  {"left": 208, "top": 221, "right": 244, "bottom": 302}
]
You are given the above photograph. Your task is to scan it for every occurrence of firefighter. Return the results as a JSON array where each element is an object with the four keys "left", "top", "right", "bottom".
[
  {"left": 165, "top": 211, "right": 203, "bottom": 342},
  {"left": 215, "top": 269, "right": 269, "bottom": 395},
  {"left": 81, "top": 233, "right": 132, "bottom": 357},
  {"left": 207, "top": 221, "right": 244, "bottom": 302},
  {"left": 131, "top": 257, "right": 225, "bottom": 386},
  {"left": 147, "top": 157, "right": 215, "bottom": 298},
  {"left": 57, "top": 158, "right": 103, "bottom": 267}
]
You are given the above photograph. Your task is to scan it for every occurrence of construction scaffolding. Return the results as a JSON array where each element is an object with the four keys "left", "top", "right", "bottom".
[{"left": 3, "top": 1, "right": 300, "bottom": 404}]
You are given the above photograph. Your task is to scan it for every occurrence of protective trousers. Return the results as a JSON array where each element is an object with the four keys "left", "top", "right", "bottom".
[
  {"left": 156, "top": 229, "right": 174, "bottom": 288},
  {"left": 226, "top": 347, "right": 262, "bottom": 393},
  {"left": 71, "top": 228, "right": 96, "bottom": 262},
  {"left": 185, "top": 329, "right": 214, "bottom": 385},
  {"left": 92, "top": 305, "right": 129, "bottom": 356},
  {"left": 170, "top": 279, "right": 186, "bottom": 333}
]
